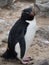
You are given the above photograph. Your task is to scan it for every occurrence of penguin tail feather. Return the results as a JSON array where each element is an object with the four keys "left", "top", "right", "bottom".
[
  {"left": 1, "top": 49, "right": 11, "bottom": 59},
  {"left": 1, "top": 49, "right": 18, "bottom": 59}
]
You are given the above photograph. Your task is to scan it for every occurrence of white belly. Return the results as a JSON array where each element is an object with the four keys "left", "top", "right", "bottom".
[
  {"left": 23, "top": 18, "right": 37, "bottom": 59},
  {"left": 15, "top": 42, "right": 20, "bottom": 59}
]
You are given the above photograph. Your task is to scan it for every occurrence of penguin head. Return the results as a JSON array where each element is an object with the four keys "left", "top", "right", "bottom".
[{"left": 21, "top": 7, "right": 35, "bottom": 21}]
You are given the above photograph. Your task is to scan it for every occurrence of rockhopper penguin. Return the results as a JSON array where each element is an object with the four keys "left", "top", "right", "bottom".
[{"left": 2, "top": 7, "right": 37, "bottom": 64}]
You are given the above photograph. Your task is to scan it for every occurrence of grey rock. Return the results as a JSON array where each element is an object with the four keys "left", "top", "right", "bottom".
[
  {"left": 35, "top": 0, "right": 49, "bottom": 17},
  {"left": 0, "top": 19, "right": 5, "bottom": 32},
  {"left": 0, "top": 0, "right": 13, "bottom": 7},
  {"left": 33, "top": 59, "right": 49, "bottom": 65},
  {"left": 16, "top": 0, "right": 36, "bottom": 2},
  {"left": 36, "top": 27, "right": 49, "bottom": 40},
  {"left": 2, "top": 31, "right": 9, "bottom": 43},
  {"left": 41, "top": 61, "right": 48, "bottom": 65},
  {"left": 0, "top": 19, "right": 9, "bottom": 30},
  {"left": 0, "top": 0, "right": 7, "bottom": 7},
  {"left": 0, "top": 27, "right": 3, "bottom": 33},
  {"left": 2, "top": 38, "right": 8, "bottom": 43},
  {"left": 0, "top": 18, "right": 5, "bottom": 23},
  {"left": 36, "top": 2, "right": 49, "bottom": 12},
  {"left": 36, "top": 0, "right": 49, "bottom": 4}
]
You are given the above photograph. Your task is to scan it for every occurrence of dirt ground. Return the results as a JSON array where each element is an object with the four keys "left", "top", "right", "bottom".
[{"left": 0, "top": 1, "right": 49, "bottom": 65}]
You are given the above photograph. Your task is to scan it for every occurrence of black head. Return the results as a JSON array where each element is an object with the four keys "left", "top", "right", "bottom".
[{"left": 21, "top": 7, "right": 35, "bottom": 21}]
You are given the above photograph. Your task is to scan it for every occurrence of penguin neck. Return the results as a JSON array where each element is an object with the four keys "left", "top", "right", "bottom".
[
  {"left": 20, "top": 17, "right": 29, "bottom": 25},
  {"left": 26, "top": 17, "right": 36, "bottom": 24},
  {"left": 21, "top": 17, "right": 26, "bottom": 21}
]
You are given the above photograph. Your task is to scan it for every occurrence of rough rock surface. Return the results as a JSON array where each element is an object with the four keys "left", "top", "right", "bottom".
[
  {"left": 0, "top": 0, "right": 13, "bottom": 7},
  {"left": 36, "top": 0, "right": 49, "bottom": 17}
]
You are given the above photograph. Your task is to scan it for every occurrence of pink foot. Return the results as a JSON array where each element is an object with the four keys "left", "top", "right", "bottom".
[{"left": 21, "top": 57, "right": 33, "bottom": 64}]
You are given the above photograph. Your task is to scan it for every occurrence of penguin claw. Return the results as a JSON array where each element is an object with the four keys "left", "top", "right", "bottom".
[{"left": 23, "top": 57, "right": 33, "bottom": 61}]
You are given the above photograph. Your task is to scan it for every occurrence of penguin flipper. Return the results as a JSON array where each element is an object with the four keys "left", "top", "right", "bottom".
[{"left": 19, "top": 37, "right": 26, "bottom": 59}]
